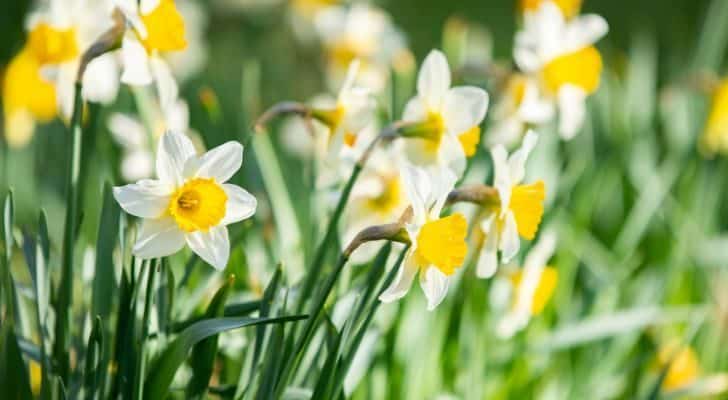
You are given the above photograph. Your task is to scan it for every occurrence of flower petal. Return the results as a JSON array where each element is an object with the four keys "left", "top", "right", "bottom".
[
  {"left": 402, "top": 96, "right": 427, "bottom": 123},
  {"left": 419, "top": 266, "right": 449, "bottom": 310},
  {"left": 120, "top": 36, "right": 152, "bottom": 86},
  {"left": 150, "top": 57, "right": 179, "bottom": 120},
  {"left": 399, "top": 163, "right": 430, "bottom": 225},
  {"left": 186, "top": 226, "right": 230, "bottom": 270},
  {"left": 508, "top": 130, "right": 538, "bottom": 184},
  {"left": 221, "top": 184, "right": 257, "bottom": 225},
  {"left": 82, "top": 54, "right": 120, "bottom": 105},
  {"left": 564, "top": 14, "right": 609, "bottom": 53},
  {"left": 477, "top": 215, "right": 500, "bottom": 278},
  {"left": 427, "top": 166, "right": 457, "bottom": 218},
  {"left": 133, "top": 217, "right": 185, "bottom": 258},
  {"left": 108, "top": 113, "right": 147, "bottom": 150},
  {"left": 491, "top": 144, "right": 512, "bottom": 209},
  {"left": 417, "top": 50, "right": 451, "bottom": 109},
  {"left": 558, "top": 84, "right": 587, "bottom": 140},
  {"left": 378, "top": 252, "right": 419, "bottom": 303},
  {"left": 156, "top": 131, "right": 197, "bottom": 186},
  {"left": 121, "top": 150, "right": 155, "bottom": 182},
  {"left": 438, "top": 132, "right": 467, "bottom": 178},
  {"left": 113, "top": 180, "right": 173, "bottom": 218},
  {"left": 194, "top": 141, "right": 243, "bottom": 183},
  {"left": 500, "top": 211, "right": 520, "bottom": 263},
  {"left": 442, "top": 86, "right": 489, "bottom": 135}
]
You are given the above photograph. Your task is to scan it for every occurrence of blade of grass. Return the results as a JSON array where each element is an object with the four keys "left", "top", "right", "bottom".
[
  {"left": 82, "top": 316, "right": 103, "bottom": 400},
  {"left": 133, "top": 259, "right": 159, "bottom": 400},
  {"left": 0, "top": 322, "right": 33, "bottom": 399}
]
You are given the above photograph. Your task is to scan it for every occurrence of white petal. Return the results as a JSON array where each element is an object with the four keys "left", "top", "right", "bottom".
[
  {"left": 477, "top": 216, "right": 500, "bottom": 278},
  {"left": 113, "top": 0, "right": 147, "bottom": 38},
  {"left": 523, "top": 230, "right": 557, "bottom": 271},
  {"left": 417, "top": 50, "right": 451, "bottom": 109},
  {"left": 133, "top": 217, "right": 185, "bottom": 258},
  {"left": 399, "top": 163, "right": 430, "bottom": 225},
  {"left": 194, "top": 141, "right": 243, "bottom": 183},
  {"left": 186, "top": 226, "right": 230, "bottom": 270},
  {"left": 55, "top": 64, "right": 76, "bottom": 121},
  {"left": 140, "top": 0, "right": 161, "bottom": 14},
  {"left": 442, "top": 86, "right": 489, "bottom": 135},
  {"left": 378, "top": 252, "right": 419, "bottom": 303},
  {"left": 108, "top": 113, "right": 147, "bottom": 150},
  {"left": 121, "top": 150, "right": 155, "bottom": 182},
  {"left": 165, "top": 100, "right": 190, "bottom": 132},
  {"left": 156, "top": 131, "right": 197, "bottom": 185},
  {"left": 402, "top": 97, "right": 426, "bottom": 123},
  {"left": 221, "top": 184, "right": 257, "bottom": 225},
  {"left": 419, "top": 266, "right": 449, "bottom": 310},
  {"left": 438, "top": 131, "right": 467, "bottom": 178},
  {"left": 339, "top": 59, "right": 361, "bottom": 98},
  {"left": 82, "top": 54, "right": 120, "bottom": 105},
  {"left": 564, "top": 15, "right": 609, "bottom": 53},
  {"left": 150, "top": 57, "right": 179, "bottom": 121},
  {"left": 508, "top": 130, "right": 538, "bottom": 184},
  {"left": 120, "top": 37, "right": 152, "bottom": 86},
  {"left": 558, "top": 84, "right": 587, "bottom": 140},
  {"left": 113, "top": 180, "right": 173, "bottom": 218},
  {"left": 490, "top": 145, "right": 512, "bottom": 209},
  {"left": 500, "top": 212, "right": 520, "bottom": 262},
  {"left": 427, "top": 166, "right": 457, "bottom": 218}
]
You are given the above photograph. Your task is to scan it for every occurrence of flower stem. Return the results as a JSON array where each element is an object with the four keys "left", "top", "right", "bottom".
[{"left": 133, "top": 259, "right": 158, "bottom": 400}]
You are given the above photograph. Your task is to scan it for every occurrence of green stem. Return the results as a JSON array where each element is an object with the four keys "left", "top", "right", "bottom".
[
  {"left": 53, "top": 81, "right": 84, "bottom": 384},
  {"left": 134, "top": 259, "right": 158, "bottom": 400}
]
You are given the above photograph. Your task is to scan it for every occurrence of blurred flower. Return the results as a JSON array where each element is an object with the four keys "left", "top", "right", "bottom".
[
  {"left": 513, "top": 1, "right": 608, "bottom": 139},
  {"left": 478, "top": 131, "right": 545, "bottom": 278},
  {"left": 490, "top": 231, "right": 557, "bottom": 338},
  {"left": 379, "top": 164, "right": 467, "bottom": 310},
  {"left": 400, "top": 50, "right": 489, "bottom": 177},
  {"left": 315, "top": 4, "right": 407, "bottom": 92},
  {"left": 164, "top": 0, "right": 209, "bottom": 82},
  {"left": 701, "top": 79, "right": 728, "bottom": 156},
  {"left": 29, "top": 359, "right": 42, "bottom": 396},
  {"left": 113, "top": 131, "right": 257, "bottom": 269},
  {"left": 657, "top": 343, "right": 700, "bottom": 391},
  {"left": 519, "top": 0, "right": 582, "bottom": 19}
]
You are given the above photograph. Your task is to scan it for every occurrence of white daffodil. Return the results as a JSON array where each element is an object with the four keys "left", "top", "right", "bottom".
[
  {"left": 487, "top": 74, "right": 553, "bottom": 148},
  {"left": 514, "top": 1, "right": 608, "bottom": 139},
  {"left": 315, "top": 4, "right": 406, "bottom": 92},
  {"left": 400, "top": 50, "right": 489, "bottom": 177},
  {"left": 478, "top": 131, "right": 545, "bottom": 278},
  {"left": 114, "top": 0, "right": 187, "bottom": 112},
  {"left": 113, "top": 131, "right": 257, "bottom": 269},
  {"left": 490, "top": 231, "right": 557, "bottom": 338},
  {"left": 379, "top": 164, "right": 468, "bottom": 310},
  {"left": 163, "top": 0, "right": 208, "bottom": 82},
  {"left": 519, "top": 0, "right": 582, "bottom": 19}
]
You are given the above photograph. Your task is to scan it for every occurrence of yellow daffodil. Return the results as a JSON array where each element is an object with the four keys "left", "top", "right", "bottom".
[
  {"left": 379, "top": 165, "right": 468, "bottom": 310},
  {"left": 491, "top": 232, "right": 557, "bottom": 338},
  {"left": 658, "top": 343, "right": 700, "bottom": 391},
  {"left": 519, "top": 0, "right": 582, "bottom": 19},
  {"left": 400, "top": 50, "right": 489, "bottom": 177},
  {"left": 113, "top": 131, "right": 256, "bottom": 269},
  {"left": 487, "top": 73, "right": 553, "bottom": 147},
  {"left": 701, "top": 79, "right": 728, "bottom": 156},
  {"left": 478, "top": 131, "right": 545, "bottom": 278},
  {"left": 514, "top": 1, "right": 608, "bottom": 139}
]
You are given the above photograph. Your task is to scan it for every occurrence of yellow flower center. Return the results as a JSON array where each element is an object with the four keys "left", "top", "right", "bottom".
[
  {"left": 508, "top": 74, "right": 528, "bottom": 107},
  {"left": 343, "top": 132, "right": 357, "bottom": 147},
  {"left": 168, "top": 178, "right": 227, "bottom": 232},
  {"left": 291, "top": 0, "right": 340, "bottom": 17},
  {"left": 542, "top": 46, "right": 602, "bottom": 95},
  {"left": 27, "top": 23, "right": 79, "bottom": 64},
  {"left": 328, "top": 40, "right": 374, "bottom": 70},
  {"left": 510, "top": 266, "right": 558, "bottom": 315},
  {"left": 414, "top": 213, "right": 468, "bottom": 276},
  {"left": 140, "top": 0, "right": 187, "bottom": 53},
  {"left": 509, "top": 180, "right": 546, "bottom": 240},
  {"left": 702, "top": 79, "right": 728, "bottom": 156},
  {"left": 658, "top": 345, "right": 700, "bottom": 391},
  {"left": 364, "top": 175, "right": 403, "bottom": 217},
  {"left": 457, "top": 126, "right": 481, "bottom": 157},
  {"left": 520, "top": 0, "right": 582, "bottom": 19}
]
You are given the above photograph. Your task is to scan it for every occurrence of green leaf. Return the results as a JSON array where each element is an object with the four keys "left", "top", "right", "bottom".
[
  {"left": 0, "top": 322, "right": 33, "bottom": 400},
  {"left": 91, "top": 183, "right": 120, "bottom": 328},
  {"left": 2, "top": 191, "right": 15, "bottom": 320},
  {"left": 144, "top": 315, "right": 307, "bottom": 400},
  {"left": 186, "top": 276, "right": 234, "bottom": 398},
  {"left": 83, "top": 316, "right": 104, "bottom": 400}
]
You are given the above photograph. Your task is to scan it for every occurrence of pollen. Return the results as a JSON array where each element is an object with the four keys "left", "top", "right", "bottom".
[
  {"left": 542, "top": 46, "right": 602, "bottom": 95},
  {"left": 414, "top": 213, "right": 468, "bottom": 276},
  {"left": 509, "top": 180, "right": 545, "bottom": 240},
  {"left": 141, "top": 0, "right": 188, "bottom": 53},
  {"left": 701, "top": 79, "right": 728, "bottom": 156},
  {"left": 458, "top": 126, "right": 481, "bottom": 157},
  {"left": 27, "top": 23, "right": 79, "bottom": 64},
  {"left": 658, "top": 344, "right": 700, "bottom": 391},
  {"left": 510, "top": 266, "right": 558, "bottom": 315},
  {"left": 520, "top": 0, "right": 582, "bottom": 19},
  {"left": 168, "top": 178, "right": 227, "bottom": 232}
]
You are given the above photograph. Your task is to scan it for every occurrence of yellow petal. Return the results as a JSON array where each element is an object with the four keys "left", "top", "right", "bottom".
[
  {"left": 542, "top": 46, "right": 602, "bottom": 95},
  {"left": 458, "top": 126, "right": 481, "bottom": 157},
  {"left": 27, "top": 23, "right": 79, "bottom": 64},
  {"left": 520, "top": 0, "right": 582, "bottom": 19},
  {"left": 415, "top": 213, "right": 468, "bottom": 276},
  {"left": 509, "top": 180, "right": 546, "bottom": 240},
  {"left": 141, "top": 0, "right": 187, "bottom": 53},
  {"left": 511, "top": 266, "right": 558, "bottom": 315}
]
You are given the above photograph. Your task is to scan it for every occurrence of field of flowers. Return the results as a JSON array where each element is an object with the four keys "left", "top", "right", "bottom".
[{"left": 2, "top": 0, "right": 728, "bottom": 399}]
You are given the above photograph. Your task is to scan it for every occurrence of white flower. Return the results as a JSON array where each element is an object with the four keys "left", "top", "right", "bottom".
[
  {"left": 487, "top": 74, "right": 553, "bottom": 148},
  {"left": 401, "top": 50, "right": 489, "bottom": 177},
  {"left": 478, "top": 131, "right": 545, "bottom": 278},
  {"left": 379, "top": 164, "right": 467, "bottom": 310},
  {"left": 513, "top": 1, "right": 608, "bottom": 139},
  {"left": 492, "top": 231, "right": 557, "bottom": 338},
  {"left": 113, "top": 131, "right": 257, "bottom": 269}
]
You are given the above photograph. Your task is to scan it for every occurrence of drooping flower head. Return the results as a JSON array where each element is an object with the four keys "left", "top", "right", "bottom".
[
  {"left": 379, "top": 164, "right": 468, "bottom": 310},
  {"left": 400, "top": 50, "right": 489, "bottom": 177},
  {"left": 701, "top": 79, "right": 728, "bottom": 156},
  {"left": 514, "top": 1, "right": 608, "bottom": 139},
  {"left": 478, "top": 130, "right": 545, "bottom": 278},
  {"left": 113, "top": 131, "right": 257, "bottom": 269}
]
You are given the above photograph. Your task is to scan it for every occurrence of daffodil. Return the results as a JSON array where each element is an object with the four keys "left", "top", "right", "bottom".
[
  {"left": 113, "top": 131, "right": 257, "bottom": 269},
  {"left": 490, "top": 231, "right": 557, "bottom": 338},
  {"left": 519, "top": 0, "right": 582, "bottom": 19},
  {"left": 657, "top": 343, "right": 700, "bottom": 391},
  {"left": 514, "top": 1, "right": 608, "bottom": 139},
  {"left": 478, "top": 131, "right": 545, "bottom": 278},
  {"left": 379, "top": 164, "right": 468, "bottom": 310},
  {"left": 114, "top": 0, "right": 187, "bottom": 111},
  {"left": 701, "top": 79, "right": 728, "bottom": 156},
  {"left": 315, "top": 4, "right": 406, "bottom": 92},
  {"left": 400, "top": 50, "right": 489, "bottom": 177},
  {"left": 487, "top": 73, "right": 553, "bottom": 148}
]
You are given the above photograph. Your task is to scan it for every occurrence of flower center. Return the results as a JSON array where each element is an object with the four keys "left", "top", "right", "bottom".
[
  {"left": 510, "top": 266, "right": 558, "bottom": 315},
  {"left": 168, "top": 178, "right": 227, "bottom": 232},
  {"left": 542, "top": 46, "right": 602, "bottom": 95},
  {"left": 508, "top": 180, "right": 545, "bottom": 240},
  {"left": 457, "top": 126, "right": 481, "bottom": 157},
  {"left": 3, "top": 49, "right": 57, "bottom": 121},
  {"left": 365, "top": 175, "right": 402, "bottom": 216},
  {"left": 292, "top": 0, "right": 340, "bottom": 17},
  {"left": 414, "top": 213, "right": 468, "bottom": 276},
  {"left": 27, "top": 23, "right": 79, "bottom": 64},
  {"left": 140, "top": 0, "right": 187, "bottom": 53},
  {"left": 520, "top": 0, "right": 582, "bottom": 18}
]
